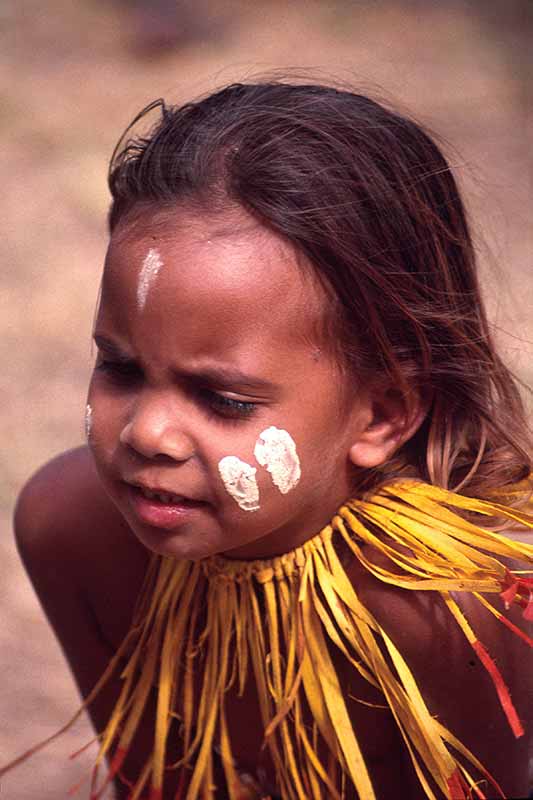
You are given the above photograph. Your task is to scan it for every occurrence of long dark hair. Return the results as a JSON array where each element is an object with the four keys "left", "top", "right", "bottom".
[{"left": 107, "top": 81, "right": 532, "bottom": 498}]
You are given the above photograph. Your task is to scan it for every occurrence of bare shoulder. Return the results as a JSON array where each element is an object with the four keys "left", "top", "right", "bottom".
[
  {"left": 13, "top": 447, "right": 156, "bottom": 784},
  {"left": 16, "top": 446, "right": 124, "bottom": 563},
  {"left": 349, "top": 549, "right": 532, "bottom": 797},
  {"left": 15, "top": 446, "right": 147, "bottom": 584},
  {"left": 14, "top": 446, "right": 149, "bottom": 659}
]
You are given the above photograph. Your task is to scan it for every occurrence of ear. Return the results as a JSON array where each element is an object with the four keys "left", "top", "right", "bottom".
[{"left": 348, "top": 387, "right": 427, "bottom": 469}]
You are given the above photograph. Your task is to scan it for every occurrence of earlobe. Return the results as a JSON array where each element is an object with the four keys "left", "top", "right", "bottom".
[{"left": 348, "top": 389, "right": 427, "bottom": 469}]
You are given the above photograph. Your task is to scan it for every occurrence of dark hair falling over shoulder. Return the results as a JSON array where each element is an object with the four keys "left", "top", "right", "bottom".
[{"left": 107, "top": 80, "right": 532, "bottom": 502}]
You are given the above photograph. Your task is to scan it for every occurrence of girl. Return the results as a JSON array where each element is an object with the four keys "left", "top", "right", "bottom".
[{"left": 6, "top": 81, "right": 533, "bottom": 799}]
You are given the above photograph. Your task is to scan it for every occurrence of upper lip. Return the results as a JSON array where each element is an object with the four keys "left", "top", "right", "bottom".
[{"left": 124, "top": 479, "right": 206, "bottom": 503}]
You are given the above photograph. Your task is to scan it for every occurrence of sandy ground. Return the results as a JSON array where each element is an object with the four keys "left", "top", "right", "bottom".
[{"left": 1, "top": 1, "right": 532, "bottom": 796}]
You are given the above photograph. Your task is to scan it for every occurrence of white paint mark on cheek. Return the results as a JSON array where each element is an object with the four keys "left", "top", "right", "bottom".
[
  {"left": 137, "top": 247, "right": 163, "bottom": 310},
  {"left": 254, "top": 426, "right": 301, "bottom": 494},
  {"left": 85, "top": 404, "right": 92, "bottom": 439},
  {"left": 218, "top": 456, "right": 260, "bottom": 512}
]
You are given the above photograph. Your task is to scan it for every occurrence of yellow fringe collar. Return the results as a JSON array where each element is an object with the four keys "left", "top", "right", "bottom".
[{"left": 4, "top": 479, "right": 533, "bottom": 799}]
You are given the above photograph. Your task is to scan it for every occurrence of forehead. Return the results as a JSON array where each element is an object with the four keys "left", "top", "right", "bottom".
[{"left": 100, "top": 206, "right": 327, "bottom": 355}]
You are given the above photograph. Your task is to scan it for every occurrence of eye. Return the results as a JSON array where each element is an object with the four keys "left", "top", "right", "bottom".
[
  {"left": 198, "top": 389, "right": 257, "bottom": 421},
  {"left": 95, "top": 357, "right": 142, "bottom": 383}
]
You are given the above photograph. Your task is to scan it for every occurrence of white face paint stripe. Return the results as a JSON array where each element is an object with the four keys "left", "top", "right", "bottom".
[
  {"left": 218, "top": 456, "right": 260, "bottom": 512},
  {"left": 254, "top": 426, "right": 301, "bottom": 495},
  {"left": 85, "top": 404, "right": 92, "bottom": 440},
  {"left": 137, "top": 248, "right": 163, "bottom": 310}
]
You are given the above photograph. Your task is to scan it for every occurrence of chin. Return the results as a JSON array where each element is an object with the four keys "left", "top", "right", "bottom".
[{"left": 127, "top": 521, "right": 229, "bottom": 562}]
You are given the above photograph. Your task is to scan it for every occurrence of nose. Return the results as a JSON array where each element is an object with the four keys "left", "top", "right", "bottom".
[{"left": 119, "top": 397, "right": 194, "bottom": 462}]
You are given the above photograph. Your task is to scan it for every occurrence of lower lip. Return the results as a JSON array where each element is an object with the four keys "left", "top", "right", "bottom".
[{"left": 126, "top": 485, "right": 206, "bottom": 530}]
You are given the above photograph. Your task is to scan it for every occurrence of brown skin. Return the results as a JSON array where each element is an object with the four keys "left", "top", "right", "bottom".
[
  {"left": 88, "top": 206, "right": 389, "bottom": 563},
  {"left": 13, "top": 206, "right": 533, "bottom": 797},
  {"left": 14, "top": 446, "right": 533, "bottom": 798}
]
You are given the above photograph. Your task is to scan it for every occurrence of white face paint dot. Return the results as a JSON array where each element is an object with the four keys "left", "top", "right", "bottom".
[
  {"left": 137, "top": 247, "right": 163, "bottom": 311},
  {"left": 85, "top": 404, "right": 92, "bottom": 440},
  {"left": 218, "top": 456, "right": 260, "bottom": 512},
  {"left": 254, "top": 426, "right": 301, "bottom": 494}
]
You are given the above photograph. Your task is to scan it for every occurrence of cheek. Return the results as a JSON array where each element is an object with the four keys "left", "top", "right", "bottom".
[
  {"left": 213, "top": 426, "right": 304, "bottom": 516},
  {"left": 86, "top": 380, "right": 125, "bottom": 460},
  {"left": 253, "top": 426, "right": 301, "bottom": 495},
  {"left": 276, "top": 413, "right": 352, "bottom": 504},
  {"left": 217, "top": 455, "right": 260, "bottom": 513}
]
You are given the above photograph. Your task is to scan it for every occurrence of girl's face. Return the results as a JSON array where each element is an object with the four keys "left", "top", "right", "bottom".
[{"left": 88, "top": 206, "right": 374, "bottom": 560}]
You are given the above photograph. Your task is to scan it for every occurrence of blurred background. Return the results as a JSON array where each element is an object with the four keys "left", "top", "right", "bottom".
[{"left": 1, "top": 0, "right": 532, "bottom": 796}]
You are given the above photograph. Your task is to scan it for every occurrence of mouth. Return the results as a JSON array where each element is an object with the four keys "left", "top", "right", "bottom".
[
  {"left": 126, "top": 479, "right": 204, "bottom": 504},
  {"left": 136, "top": 486, "right": 193, "bottom": 505},
  {"left": 124, "top": 482, "right": 208, "bottom": 530}
]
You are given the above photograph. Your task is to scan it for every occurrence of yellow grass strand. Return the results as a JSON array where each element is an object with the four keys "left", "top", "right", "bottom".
[{"left": 2, "top": 479, "right": 533, "bottom": 798}]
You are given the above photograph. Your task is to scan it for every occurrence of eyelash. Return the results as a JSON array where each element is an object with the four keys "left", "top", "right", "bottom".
[
  {"left": 199, "top": 390, "right": 257, "bottom": 420},
  {"left": 95, "top": 359, "right": 141, "bottom": 381},
  {"left": 95, "top": 359, "right": 258, "bottom": 421}
]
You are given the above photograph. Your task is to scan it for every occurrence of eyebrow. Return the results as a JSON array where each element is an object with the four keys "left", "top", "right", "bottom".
[{"left": 93, "top": 334, "right": 278, "bottom": 392}]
